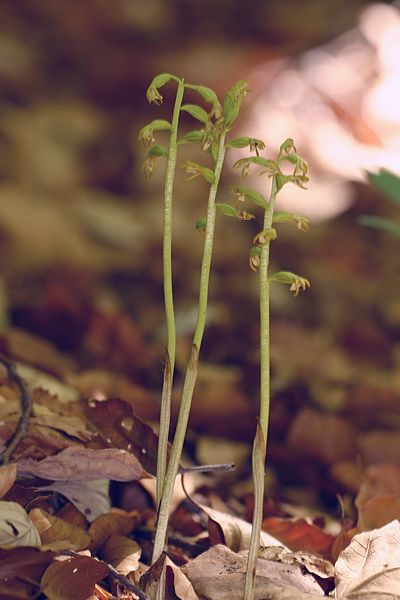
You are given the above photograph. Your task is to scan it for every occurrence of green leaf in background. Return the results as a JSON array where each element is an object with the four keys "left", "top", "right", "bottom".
[
  {"left": 358, "top": 215, "right": 400, "bottom": 239},
  {"left": 181, "top": 104, "right": 209, "bottom": 124},
  {"left": 367, "top": 170, "right": 400, "bottom": 206}
]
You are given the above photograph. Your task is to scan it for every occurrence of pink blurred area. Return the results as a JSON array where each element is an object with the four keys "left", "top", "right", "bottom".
[{"left": 240, "top": 2, "right": 400, "bottom": 220}]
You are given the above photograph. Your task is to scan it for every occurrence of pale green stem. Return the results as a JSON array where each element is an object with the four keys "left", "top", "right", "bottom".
[
  {"left": 152, "top": 131, "right": 227, "bottom": 568},
  {"left": 156, "top": 78, "right": 185, "bottom": 507},
  {"left": 244, "top": 179, "right": 277, "bottom": 600}
]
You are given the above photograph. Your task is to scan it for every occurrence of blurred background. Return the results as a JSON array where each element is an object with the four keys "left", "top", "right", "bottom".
[{"left": 1, "top": 0, "right": 400, "bottom": 512}]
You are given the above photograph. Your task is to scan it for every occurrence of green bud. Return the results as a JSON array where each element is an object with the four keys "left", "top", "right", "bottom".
[
  {"left": 141, "top": 145, "right": 168, "bottom": 177},
  {"left": 253, "top": 228, "right": 277, "bottom": 244},
  {"left": 146, "top": 73, "right": 179, "bottom": 104},
  {"left": 138, "top": 119, "right": 171, "bottom": 146},
  {"left": 181, "top": 104, "right": 209, "bottom": 124},
  {"left": 249, "top": 246, "right": 261, "bottom": 271},
  {"left": 222, "top": 80, "right": 250, "bottom": 128},
  {"left": 215, "top": 203, "right": 237, "bottom": 217},
  {"left": 269, "top": 271, "right": 310, "bottom": 296},
  {"left": 195, "top": 218, "right": 207, "bottom": 233}
]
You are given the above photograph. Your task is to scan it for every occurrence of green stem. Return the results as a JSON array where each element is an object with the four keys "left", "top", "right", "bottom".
[
  {"left": 156, "top": 78, "right": 185, "bottom": 507},
  {"left": 244, "top": 178, "right": 277, "bottom": 600},
  {"left": 152, "top": 130, "right": 227, "bottom": 565}
]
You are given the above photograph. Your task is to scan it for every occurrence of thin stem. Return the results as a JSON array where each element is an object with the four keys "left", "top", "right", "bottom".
[
  {"left": 244, "top": 179, "right": 277, "bottom": 600},
  {"left": 0, "top": 355, "right": 32, "bottom": 465},
  {"left": 152, "top": 131, "right": 227, "bottom": 566},
  {"left": 156, "top": 78, "right": 185, "bottom": 507}
]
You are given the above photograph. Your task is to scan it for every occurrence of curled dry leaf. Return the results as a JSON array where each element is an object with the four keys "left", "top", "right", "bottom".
[
  {"left": 0, "top": 464, "right": 16, "bottom": 499},
  {"left": 88, "top": 510, "right": 139, "bottom": 550},
  {"left": 335, "top": 520, "right": 400, "bottom": 597},
  {"left": 101, "top": 534, "right": 141, "bottom": 575},
  {"left": 262, "top": 517, "right": 335, "bottom": 556},
  {"left": 17, "top": 446, "right": 149, "bottom": 481},
  {"left": 184, "top": 544, "right": 324, "bottom": 600},
  {"left": 202, "top": 504, "right": 284, "bottom": 552},
  {"left": 29, "top": 508, "right": 91, "bottom": 551},
  {"left": 0, "top": 501, "right": 41, "bottom": 548},
  {"left": 259, "top": 546, "right": 335, "bottom": 579},
  {"left": 166, "top": 557, "right": 198, "bottom": 600},
  {"left": 41, "top": 555, "right": 109, "bottom": 600}
]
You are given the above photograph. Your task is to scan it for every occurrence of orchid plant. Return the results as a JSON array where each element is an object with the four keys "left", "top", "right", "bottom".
[{"left": 140, "top": 74, "right": 310, "bottom": 600}]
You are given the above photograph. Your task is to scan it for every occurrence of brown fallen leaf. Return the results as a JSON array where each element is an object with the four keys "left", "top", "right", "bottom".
[
  {"left": 358, "top": 430, "right": 400, "bottom": 464},
  {"left": 335, "top": 520, "right": 400, "bottom": 597},
  {"left": 88, "top": 510, "right": 139, "bottom": 551},
  {"left": 2, "top": 328, "right": 75, "bottom": 378},
  {"left": 0, "top": 546, "right": 54, "bottom": 580},
  {"left": 184, "top": 544, "right": 324, "bottom": 600},
  {"left": 0, "top": 464, "right": 16, "bottom": 499},
  {"left": 0, "top": 501, "right": 41, "bottom": 549},
  {"left": 201, "top": 505, "right": 285, "bottom": 552},
  {"left": 357, "top": 495, "right": 400, "bottom": 532},
  {"left": 84, "top": 398, "right": 163, "bottom": 476},
  {"left": 29, "top": 508, "right": 91, "bottom": 552},
  {"left": 101, "top": 534, "right": 141, "bottom": 575},
  {"left": 17, "top": 446, "right": 149, "bottom": 481},
  {"left": 287, "top": 407, "right": 357, "bottom": 465},
  {"left": 41, "top": 555, "right": 109, "bottom": 600},
  {"left": 262, "top": 517, "right": 335, "bottom": 556}
]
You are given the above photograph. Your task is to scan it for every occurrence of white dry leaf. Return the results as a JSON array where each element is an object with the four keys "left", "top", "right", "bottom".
[
  {"left": 335, "top": 519, "right": 400, "bottom": 598},
  {"left": 184, "top": 544, "right": 324, "bottom": 600},
  {"left": 0, "top": 501, "right": 41, "bottom": 548},
  {"left": 200, "top": 504, "right": 285, "bottom": 552},
  {"left": 40, "top": 480, "right": 110, "bottom": 522}
]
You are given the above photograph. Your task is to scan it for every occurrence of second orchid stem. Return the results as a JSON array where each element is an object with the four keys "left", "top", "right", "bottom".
[
  {"left": 152, "top": 131, "right": 227, "bottom": 565},
  {"left": 244, "top": 178, "right": 277, "bottom": 600}
]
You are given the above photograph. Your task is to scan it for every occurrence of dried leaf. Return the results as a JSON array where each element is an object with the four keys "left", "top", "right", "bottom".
[
  {"left": 0, "top": 546, "right": 54, "bottom": 580},
  {"left": 29, "top": 508, "right": 91, "bottom": 551},
  {"left": 0, "top": 501, "right": 41, "bottom": 548},
  {"left": 335, "top": 520, "right": 400, "bottom": 597},
  {"left": 262, "top": 517, "right": 335, "bottom": 556},
  {"left": 84, "top": 398, "right": 161, "bottom": 476},
  {"left": 101, "top": 534, "right": 141, "bottom": 575},
  {"left": 41, "top": 480, "right": 110, "bottom": 522},
  {"left": 0, "top": 464, "right": 16, "bottom": 499},
  {"left": 165, "top": 557, "right": 198, "bottom": 600},
  {"left": 88, "top": 510, "right": 138, "bottom": 550},
  {"left": 201, "top": 505, "right": 284, "bottom": 552},
  {"left": 184, "top": 544, "right": 324, "bottom": 600},
  {"left": 3, "top": 328, "right": 74, "bottom": 377},
  {"left": 41, "top": 555, "right": 109, "bottom": 600},
  {"left": 17, "top": 447, "right": 148, "bottom": 481},
  {"left": 288, "top": 408, "right": 357, "bottom": 465}
]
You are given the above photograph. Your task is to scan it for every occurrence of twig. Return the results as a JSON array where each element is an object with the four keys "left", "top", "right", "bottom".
[
  {"left": 61, "top": 550, "right": 149, "bottom": 600},
  {"left": 179, "top": 462, "right": 235, "bottom": 474},
  {"left": 0, "top": 355, "right": 32, "bottom": 465}
]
